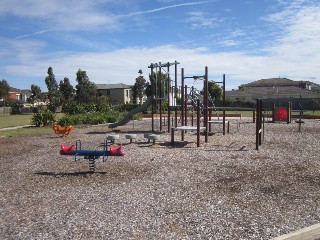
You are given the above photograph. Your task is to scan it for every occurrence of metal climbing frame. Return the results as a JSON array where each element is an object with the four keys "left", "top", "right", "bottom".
[{"left": 148, "top": 61, "right": 180, "bottom": 133}]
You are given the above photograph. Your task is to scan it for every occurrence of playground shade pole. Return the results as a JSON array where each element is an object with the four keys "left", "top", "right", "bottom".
[
  {"left": 181, "top": 68, "right": 185, "bottom": 141},
  {"left": 204, "top": 66, "right": 208, "bottom": 143},
  {"left": 223, "top": 74, "right": 226, "bottom": 135}
]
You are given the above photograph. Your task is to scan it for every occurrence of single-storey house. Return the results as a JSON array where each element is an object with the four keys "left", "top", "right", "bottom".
[
  {"left": 226, "top": 78, "right": 320, "bottom": 101},
  {"left": 225, "top": 78, "right": 320, "bottom": 109}
]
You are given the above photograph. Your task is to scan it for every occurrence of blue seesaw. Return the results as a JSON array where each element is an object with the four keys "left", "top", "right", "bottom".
[{"left": 60, "top": 139, "right": 125, "bottom": 172}]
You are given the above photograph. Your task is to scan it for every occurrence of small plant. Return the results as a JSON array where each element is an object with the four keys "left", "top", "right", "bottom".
[{"left": 31, "top": 107, "right": 56, "bottom": 127}]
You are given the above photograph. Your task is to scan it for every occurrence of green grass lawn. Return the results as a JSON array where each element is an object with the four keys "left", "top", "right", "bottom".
[
  {"left": 0, "top": 114, "right": 33, "bottom": 128},
  {"left": 0, "top": 113, "right": 65, "bottom": 129},
  {"left": 0, "top": 126, "right": 53, "bottom": 137},
  {"left": 0, "top": 113, "right": 64, "bottom": 137}
]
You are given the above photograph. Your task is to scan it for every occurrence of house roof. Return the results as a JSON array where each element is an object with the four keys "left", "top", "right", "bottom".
[
  {"left": 20, "top": 89, "right": 32, "bottom": 95},
  {"left": 96, "top": 83, "right": 133, "bottom": 90},
  {"left": 9, "top": 87, "right": 21, "bottom": 93},
  {"left": 226, "top": 77, "right": 320, "bottom": 99},
  {"left": 226, "top": 86, "right": 315, "bottom": 98},
  {"left": 239, "top": 78, "right": 301, "bottom": 88}
]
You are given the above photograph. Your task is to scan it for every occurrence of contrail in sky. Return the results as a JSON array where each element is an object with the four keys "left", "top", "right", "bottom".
[
  {"left": 16, "top": 30, "right": 51, "bottom": 39},
  {"left": 125, "top": 1, "right": 214, "bottom": 17}
]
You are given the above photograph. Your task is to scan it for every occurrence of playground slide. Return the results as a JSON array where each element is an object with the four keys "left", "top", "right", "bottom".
[{"left": 108, "top": 96, "right": 152, "bottom": 128}]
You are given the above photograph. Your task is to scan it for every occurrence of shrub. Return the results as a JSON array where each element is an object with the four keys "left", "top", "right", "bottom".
[
  {"left": 114, "top": 103, "right": 140, "bottom": 112},
  {"left": 31, "top": 107, "right": 56, "bottom": 127},
  {"left": 57, "top": 111, "right": 121, "bottom": 126},
  {"left": 62, "top": 102, "right": 115, "bottom": 115},
  {"left": 62, "top": 103, "right": 85, "bottom": 115}
]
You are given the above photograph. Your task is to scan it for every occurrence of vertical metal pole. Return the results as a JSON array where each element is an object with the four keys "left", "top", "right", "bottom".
[
  {"left": 185, "top": 85, "right": 188, "bottom": 127},
  {"left": 151, "top": 64, "right": 155, "bottom": 132},
  {"left": 256, "top": 99, "right": 260, "bottom": 150},
  {"left": 159, "top": 63, "right": 162, "bottom": 132},
  {"left": 287, "top": 102, "right": 291, "bottom": 124},
  {"left": 167, "top": 62, "right": 171, "bottom": 133},
  {"left": 175, "top": 61, "right": 178, "bottom": 128},
  {"left": 181, "top": 68, "right": 185, "bottom": 141},
  {"left": 222, "top": 74, "right": 226, "bottom": 135},
  {"left": 191, "top": 86, "right": 194, "bottom": 126},
  {"left": 259, "top": 99, "right": 262, "bottom": 146},
  {"left": 272, "top": 102, "right": 276, "bottom": 122},
  {"left": 256, "top": 98, "right": 263, "bottom": 150},
  {"left": 197, "top": 99, "right": 201, "bottom": 147},
  {"left": 204, "top": 66, "right": 208, "bottom": 143}
]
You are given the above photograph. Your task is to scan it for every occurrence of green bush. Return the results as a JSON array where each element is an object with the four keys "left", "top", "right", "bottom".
[
  {"left": 57, "top": 111, "right": 121, "bottom": 126},
  {"left": 31, "top": 107, "right": 56, "bottom": 127},
  {"left": 62, "top": 102, "right": 115, "bottom": 115},
  {"left": 114, "top": 103, "right": 139, "bottom": 112},
  {"left": 58, "top": 102, "right": 143, "bottom": 126},
  {"left": 62, "top": 103, "right": 85, "bottom": 115}
]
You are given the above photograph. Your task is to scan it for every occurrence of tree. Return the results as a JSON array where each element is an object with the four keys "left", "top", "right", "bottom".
[
  {"left": 75, "top": 69, "right": 97, "bottom": 103},
  {"left": 132, "top": 69, "right": 147, "bottom": 104},
  {"left": 59, "top": 77, "right": 75, "bottom": 105},
  {"left": 0, "top": 79, "right": 10, "bottom": 100},
  {"left": 208, "top": 81, "right": 222, "bottom": 102},
  {"left": 45, "top": 67, "right": 60, "bottom": 107},
  {"left": 29, "top": 84, "right": 42, "bottom": 104},
  {"left": 145, "top": 71, "right": 168, "bottom": 97},
  {"left": 310, "top": 99, "right": 320, "bottom": 113}
]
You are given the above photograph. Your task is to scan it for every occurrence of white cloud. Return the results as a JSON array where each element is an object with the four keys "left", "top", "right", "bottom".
[
  {"left": 185, "top": 11, "right": 219, "bottom": 29},
  {"left": 261, "top": 1, "right": 320, "bottom": 81},
  {"left": 0, "top": 0, "right": 120, "bottom": 32},
  {"left": 5, "top": 41, "right": 319, "bottom": 91},
  {"left": 219, "top": 40, "right": 239, "bottom": 47},
  {"left": 229, "top": 29, "right": 246, "bottom": 38}
]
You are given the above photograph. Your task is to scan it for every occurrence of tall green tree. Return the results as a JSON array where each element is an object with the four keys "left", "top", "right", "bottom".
[
  {"left": 0, "top": 79, "right": 10, "bottom": 100},
  {"left": 208, "top": 81, "right": 223, "bottom": 102},
  {"left": 45, "top": 67, "right": 60, "bottom": 107},
  {"left": 132, "top": 69, "right": 146, "bottom": 104},
  {"left": 75, "top": 69, "right": 97, "bottom": 103},
  {"left": 145, "top": 71, "right": 168, "bottom": 97},
  {"left": 29, "top": 84, "right": 42, "bottom": 104},
  {"left": 59, "top": 77, "right": 75, "bottom": 105}
]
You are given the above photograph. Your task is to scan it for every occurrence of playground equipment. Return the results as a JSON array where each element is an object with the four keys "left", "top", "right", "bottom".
[
  {"left": 171, "top": 99, "right": 205, "bottom": 147},
  {"left": 294, "top": 99, "right": 304, "bottom": 132},
  {"left": 170, "top": 66, "right": 228, "bottom": 147},
  {"left": 60, "top": 138, "right": 125, "bottom": 172},
  {"left": 108, "top": 96, "right": 152, "bottom": 129},
  {"left": 272, "top": 102, "right": 292, "bottom": 123},
  {"left": 256, "top": 98, "right": 263, "bottom": 150},
  {"left": 53, "top": 124, "right": 73, "bottom": 136},
  {"left": 125, "top": 134, "right": 137, "bottom": 143},
  {"left": 148, "top": 61, "right": 180, "bottom": 133}
]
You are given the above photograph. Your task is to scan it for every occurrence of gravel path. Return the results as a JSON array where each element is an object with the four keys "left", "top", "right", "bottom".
[{"left": 0, "top": 119, "right": 319, "bottom": 239}]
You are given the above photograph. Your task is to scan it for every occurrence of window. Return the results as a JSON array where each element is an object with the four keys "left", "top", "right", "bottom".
[{"left": 107, "top": 89, "right": 111, "bottom": 95}]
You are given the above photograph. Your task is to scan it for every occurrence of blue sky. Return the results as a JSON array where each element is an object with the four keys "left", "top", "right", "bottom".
[{"left": 0, "top": 0, "right": 320, "bottom": 91}]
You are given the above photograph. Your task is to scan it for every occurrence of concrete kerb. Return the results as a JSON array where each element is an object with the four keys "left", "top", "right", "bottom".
[{"left": 271, "top": 223, "right": 320, "bottom": 240}]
